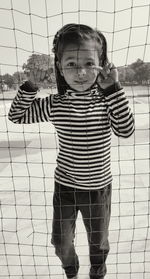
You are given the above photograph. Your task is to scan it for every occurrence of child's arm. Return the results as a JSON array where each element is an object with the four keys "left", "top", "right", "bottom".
[
  {"left": 103, "top": 83, "right": 134, "bottom": 137},
  {"left": 96, "top": 64, "right": 135, "bottom": 138},
  {"left": 8, "top": 81, "right": 52, "bottom": 124}
]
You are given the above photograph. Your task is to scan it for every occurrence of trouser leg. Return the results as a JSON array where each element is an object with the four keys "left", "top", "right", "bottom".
[
  {"left": 79, "top": 184, "right": 112, "bottom": 279},
  {"left": 51, "top": 182, "right": 79, "bottom": 278}
]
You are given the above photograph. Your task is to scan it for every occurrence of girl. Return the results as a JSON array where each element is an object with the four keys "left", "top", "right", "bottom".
[{"left": 8, "top": 24, "right": 134, "bottom": 279}]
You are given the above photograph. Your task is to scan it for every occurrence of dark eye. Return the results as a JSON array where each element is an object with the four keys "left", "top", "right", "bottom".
[
  {"left": 86, "top": 61, "right": 95, "bottom": 67},
  {"left": 67, "top": 62, "right": 76, "bottom": 67}
]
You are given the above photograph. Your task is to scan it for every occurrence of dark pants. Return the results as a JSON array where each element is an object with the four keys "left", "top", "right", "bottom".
[{"left": 51, "top": 182, "right": 112, "bottom": 279}]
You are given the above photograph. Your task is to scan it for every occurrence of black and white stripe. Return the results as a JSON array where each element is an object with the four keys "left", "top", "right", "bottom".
[{"left": 8, "top": 86, "right": 134, "bottom": 190}]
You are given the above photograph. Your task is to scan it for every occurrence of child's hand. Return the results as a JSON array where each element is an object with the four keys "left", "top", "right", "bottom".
[
  {"left": 94, "top": 63, "right": 119, "bottom": 89},
  {"left": 20, "top": 80, "right": 39, "bottom": 92}
]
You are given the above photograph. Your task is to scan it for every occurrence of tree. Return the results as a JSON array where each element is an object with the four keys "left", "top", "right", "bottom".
[
  {"left": 130, "top": 59, "right": 150, "bottom": 84},
  {"left": 118, "top": 59, "right": 150, "bottom": 85},
  {"left": 23, "top": 54, "right": 55, "bottom": 87},
  {"left": 118, "top": 66, "right": 135, "bottom": 84},
  {"left": 13, "top": 71, "right": 26, "bottom": 89},
  {"left": 13, "top": 71, "right": 26, "bottom": 83},
  {"left": 125, "top": 68, "right": 135, "bottom": 83},
  {"left": 3, "top": 74, "right": 14, "bottom": 89},
  {"left": 118, "top": 66, "right": 126, "bottom": 83}
]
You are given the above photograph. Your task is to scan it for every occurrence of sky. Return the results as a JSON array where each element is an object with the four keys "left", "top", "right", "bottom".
[{"left": 0, "top": 0, "right": 150, "bottom": 75}]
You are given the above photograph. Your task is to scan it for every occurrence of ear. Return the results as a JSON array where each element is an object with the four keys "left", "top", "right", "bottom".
[{"left": 56, "top": 61, "right": 64, "bottom": 76}]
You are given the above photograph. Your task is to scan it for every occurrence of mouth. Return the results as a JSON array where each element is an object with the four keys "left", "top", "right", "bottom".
[{"left": 74, "top": 80, "right": 88, "bottom": 85}]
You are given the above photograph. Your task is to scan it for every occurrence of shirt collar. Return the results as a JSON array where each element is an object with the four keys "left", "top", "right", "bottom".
[{"left": 66, "top": 86, "right": 98, "bottom": 97}]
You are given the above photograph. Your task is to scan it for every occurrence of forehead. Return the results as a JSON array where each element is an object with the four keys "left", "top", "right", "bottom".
[{"left": 62, "top": 39, "right": 101, "bottom": 60}]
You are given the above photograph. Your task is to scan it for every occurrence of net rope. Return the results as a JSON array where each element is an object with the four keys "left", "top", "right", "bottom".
[{"left": 0, "top": 0, "right": 150, "bottom": 278}]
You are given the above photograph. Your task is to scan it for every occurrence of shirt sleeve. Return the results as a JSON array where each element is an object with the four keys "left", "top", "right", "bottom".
[
  {"left": 103, "top": 82, "right": 135, "bottom": 138},
  {"left": 8, "top": 88, "right": 53, "bottom": 124}
]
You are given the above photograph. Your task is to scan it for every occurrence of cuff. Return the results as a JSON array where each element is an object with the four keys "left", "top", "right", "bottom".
[
  {"left": 101, "top": 82, "right": 122, "bottom": 96},
  {"left": 20, "top": 80, "right": 39, "bottom": 92}
]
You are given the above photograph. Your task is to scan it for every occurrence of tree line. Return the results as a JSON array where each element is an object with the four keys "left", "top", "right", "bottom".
[
  {"left": 0, "top": 55, "right": 150, "bottom": 91},
  {"left": 118, "top": 58, "right": 150, "bottom": 85}
]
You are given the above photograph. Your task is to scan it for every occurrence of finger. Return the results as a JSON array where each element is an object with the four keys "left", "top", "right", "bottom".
[
  {"left": 93, "top": 66, "right": 108, "bottom": 80},
  {"left": 92, "top": 65, "right": 103, "bottom": 71},
  {"left": 94, "top": 62, "right": 116, "bottom": 70},
  {"left": 104, "top": 63, "right": 115, "bottom": 74},
  {"left": 96, "top": 64, "right": 114, "bottom": 77},
  {"left": 106, "top": 63, "right": 118, "bottom": 80},
  {"left": 109, "top": 63, "right": 117, "bottom": 71}
]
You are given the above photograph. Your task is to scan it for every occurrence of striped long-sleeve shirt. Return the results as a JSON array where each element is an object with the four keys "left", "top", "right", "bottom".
[{"left": 8, "top": 83, "right": 134, "bottom": 190}]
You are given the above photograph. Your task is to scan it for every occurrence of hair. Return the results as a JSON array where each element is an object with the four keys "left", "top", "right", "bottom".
[{"left": 52, "top": 23, "right": 109, "bottom": 95}]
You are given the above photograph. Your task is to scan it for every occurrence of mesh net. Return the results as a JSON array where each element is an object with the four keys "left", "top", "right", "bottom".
[{"left": 0, "top": 0, "right": 150, "bottom": 278}]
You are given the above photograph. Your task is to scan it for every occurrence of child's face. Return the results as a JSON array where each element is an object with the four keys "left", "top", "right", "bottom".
[{"left": 59, "top": 39, "right": 101, "bottom": 92}]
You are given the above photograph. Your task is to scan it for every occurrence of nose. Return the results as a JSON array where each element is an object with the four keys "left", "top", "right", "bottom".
[{"left": 77, "top": 67, "right": 86, "bottom": 78}]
